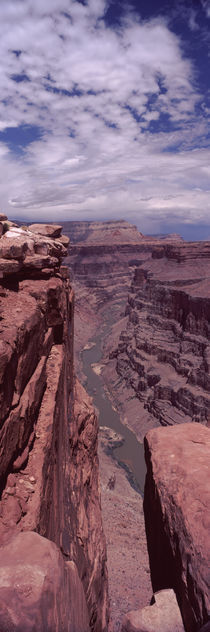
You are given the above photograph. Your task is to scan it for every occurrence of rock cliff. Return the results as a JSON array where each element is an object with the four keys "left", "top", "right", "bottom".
[
  {"left": 65, "top": 220, "right": 210, "bottom": 631},
  {"left": 0, "top": 217, "right": 108, "bottom": 632},
  {"left": 111, "top": 240, "right": 210, "bottom": 434},
  {"left": 144, "top": 422, "right": 210, "bottom": 632}
]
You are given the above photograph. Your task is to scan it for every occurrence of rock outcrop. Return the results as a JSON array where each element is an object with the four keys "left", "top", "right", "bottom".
[
  {"left": 0, "top": 217, "right": 108, "bottom": 632},
  {"left": 144, "top": 423, "right": 210, "bottom": 632}
]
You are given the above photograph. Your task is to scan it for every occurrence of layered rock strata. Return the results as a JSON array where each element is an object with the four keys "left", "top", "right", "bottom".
[
  {"left": 65, "top": 220, "right": 210, "bottom": 631},
  {"left": 110, "top": 241, "right": 210, "bottom": 433},
  {"left": 0, "top": 217, "right": 108, "bottom": 632},
  {"left": 143, "top": 423, "right": 210, "bottom": 632}
]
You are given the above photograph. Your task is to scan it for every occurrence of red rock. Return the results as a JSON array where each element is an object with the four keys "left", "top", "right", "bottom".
[
  {"left": 28, "top": 223, "right": 62, "bottom": 238},
  {"left": 0, "top": 531, "right": 90, "bottom": 632},
  {"left": 121, "top": 589, "right": 185, "bottom": 632},
  {"left": 0, "top": 355, "right": 47, "bottom": 478},
  {"left": 0, "top": 233, "right": 34, "bottom": 260},
  {"left": 0, "top": 258, "right": 21, "bottom": 276},
  {"left": 69, "top": 379, "right": 109, "bottom": 632},
  {"left": 0, "top": 218, "right": 109, "bottom": 632},
  {"left": 0, "top": 289, "right": 46, "bottom": 424},
  {"left": 23, "top": 253, "right": 59, "bottom": 269},
  {"left": 32, "top": 232, "right": 67, "bottom": 258},
  {"left": 58, "top": 233, "right": 70, "bottom": 247},
  {"left": 144, "top": 423, "right": 210, "bottom": 632}
]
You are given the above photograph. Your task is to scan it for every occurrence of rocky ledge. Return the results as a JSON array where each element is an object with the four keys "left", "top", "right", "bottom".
[{"left": 0, "top": 216, "right": 108, "bottom": 632}]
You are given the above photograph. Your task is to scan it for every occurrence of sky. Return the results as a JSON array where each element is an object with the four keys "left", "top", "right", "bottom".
[{"left": 0, "top": 0, "right": 210, "bottom": 238}]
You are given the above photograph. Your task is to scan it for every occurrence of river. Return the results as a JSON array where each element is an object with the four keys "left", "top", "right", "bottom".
[{"left": 81, "top": 318, "right": 146, "bottom": 496}]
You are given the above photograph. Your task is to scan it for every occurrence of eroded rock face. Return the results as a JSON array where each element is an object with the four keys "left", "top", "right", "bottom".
[
  {"left": 143, "top": 423, "right": 210, "bottom": 632},
  {"left": 65, "top": 220, "right": 210, "bottom": 630},
  {"left": 0, "top": 219, "right": 108, "bottom": 632},
  {"left": 65, "top": 220, "right": 210, "bottom": 438},
  {"left": 68, "top": 379, "right": 109, "bottom": 632},
  {"left": 0, "top": 531, "right": 90, "bottom": 632},
  {"left": 112, "top": 242, "right": 210, "bottom": 432}
]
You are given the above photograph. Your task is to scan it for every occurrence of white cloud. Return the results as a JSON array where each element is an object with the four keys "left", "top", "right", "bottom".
[{"left": 0, "top": 0, "right": 209, "bottom": 232}]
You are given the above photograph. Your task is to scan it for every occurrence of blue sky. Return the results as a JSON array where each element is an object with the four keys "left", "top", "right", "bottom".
[{"left": 0, "top": 0, "right": 210, "bottom": 237}]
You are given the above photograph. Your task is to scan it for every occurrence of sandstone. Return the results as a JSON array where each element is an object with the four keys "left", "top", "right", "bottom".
[
  {"left": 28, "top": 222, "right": 62, "bottom": 238},
  {"left": 0, "top": 218, "right": 108, "bottom": 631},
  {"left": 23, "top": 253, "right": 59, "bottom": 270},
  {"left": 58, "top": 233, "right": 70, "bottom": 247},
  {"left": 0, "top": 213, "right": 8, "bottom": 220},
  {"left": 0, "top": 531, "right": 90, "bottom": 632},
  {"left": 144, "top": 423, "right": 210, "bottom": 632},
  {"left": 0, "top": 290, "right": 46, "bottom": 425},
  {"left": 0, "top": 233, "right": 34, "bottom": 260},
  {"left": 69, "top": 378, "right": 109, "bottom": 632},
  {"left": 121, "top": 589, "right": 185, "bottom": 632},
  {"left": 0, "top": 257, "right": 21, "bottom": 275},
  {"left": 0, "top": 355, "right": 47, "bottom": 477},
  {"left": 32, "top": 232, "right": 67, "bottom": 258}
]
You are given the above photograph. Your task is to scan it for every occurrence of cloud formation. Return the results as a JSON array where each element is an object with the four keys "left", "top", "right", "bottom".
[{"left": 0, "top": 0, "right": 209, "bottom": 233}]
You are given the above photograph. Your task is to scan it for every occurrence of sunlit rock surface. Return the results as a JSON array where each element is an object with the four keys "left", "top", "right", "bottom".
[{"left": 144, "top": 423, "right": 210, "bottom": 632}]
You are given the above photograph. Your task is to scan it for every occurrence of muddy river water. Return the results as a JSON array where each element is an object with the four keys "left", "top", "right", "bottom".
[{"left": 82, "top": 321, "right": 146, "bottom": 496}]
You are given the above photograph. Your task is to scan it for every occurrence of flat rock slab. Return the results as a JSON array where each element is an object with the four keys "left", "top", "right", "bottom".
[
  {"left": 122, "top": 588, "right": 185, "bottom": 632},
  {"left": 28, "top": 223, "right": 62, "bottom": 238},
  {"left": 144, "top": 422, "right": 210, "bottom": 632}
]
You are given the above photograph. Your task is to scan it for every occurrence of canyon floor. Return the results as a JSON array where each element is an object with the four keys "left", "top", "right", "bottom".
[{"left": 99, "top": 428, "right": 152, "bottom": 632}]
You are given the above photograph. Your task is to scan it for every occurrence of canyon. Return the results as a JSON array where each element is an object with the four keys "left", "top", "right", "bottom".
[
  {"left": 65, "top": 219, "right": 210, "bottom": 631},
  {"left": 0, "top": 216, "right": 209, "bottom": 632}
]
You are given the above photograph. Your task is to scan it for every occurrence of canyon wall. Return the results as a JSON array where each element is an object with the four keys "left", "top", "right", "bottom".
[
  {"left": 0, "top": 217, "right": 108, "bottom": 632},
  {"left": 65, "top": 220, "right": 210, "bottom": 439},
  {"left": 65, "top": 220, "right": 210, "bottom": 632},
  {"left": 112, "top": 240, "right": 210, "bottom": 434}
]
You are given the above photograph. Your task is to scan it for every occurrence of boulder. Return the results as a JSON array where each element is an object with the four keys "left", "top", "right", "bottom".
[
  {"left": 121, "top": 589, "right": 185, "bottom": 632},
  {"left": 28, "top": 223, "right": 62, "bottom": 238},
  {"left": 0, "top": 531, "right": 90, "bottom": 632},
  {"left": 0, "top": 233, "right": 34, "bottom": 260},
  {"left": 0, "top": 213, "right": 8, "bottom": 221},
  {"left": 144, "top": 423, "right": 210, "bottom": 632}
]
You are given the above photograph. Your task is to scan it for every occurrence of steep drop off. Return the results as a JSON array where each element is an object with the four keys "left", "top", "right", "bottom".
[
  {"left": 65, "top": 220, "right": 210, "bottom": 438},
  {"left": 0, "top": 217, "right": 108, "bottom": 632},
  {"left": 65, "top": 219, "right": 210, "bottom": 631}
]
